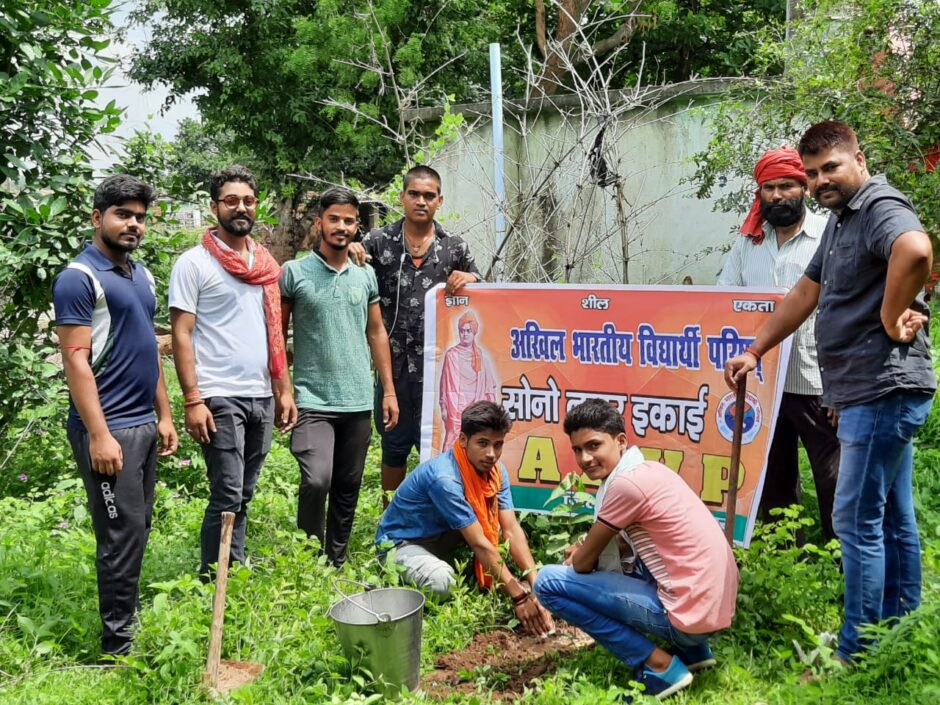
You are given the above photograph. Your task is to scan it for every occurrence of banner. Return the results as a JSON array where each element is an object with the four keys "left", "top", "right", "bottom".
[{"left": 420, "top": 284, "right": 790, "bottom": 546}]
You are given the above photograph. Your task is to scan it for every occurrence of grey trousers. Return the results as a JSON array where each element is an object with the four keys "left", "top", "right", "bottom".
[
  {"left": 200, "top": 396, "right": 273, "bottom": 576},
  {"left": 68, "top": 422, "right": 157, "bottom": 655},
  {"left": 291, "top": 408, "right": 372, "bottom": 566},
  {"left": 384, "top": 532, "right": 464, "bottom": 600}
]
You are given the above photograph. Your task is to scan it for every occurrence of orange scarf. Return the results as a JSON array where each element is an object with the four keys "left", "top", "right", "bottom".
[
  {"left": 453, "top": 442, "right": 501, "bottom": 589},
  {"left": 201, "top": 228, "right": 287, "bottom": 380}
]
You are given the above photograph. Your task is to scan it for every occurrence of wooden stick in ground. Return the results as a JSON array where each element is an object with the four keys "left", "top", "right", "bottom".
[
  {"left": 724, "top": 379, "right": 747, "bottom": 546},
  {"left": 204, "top": 511, "right": 235, "bottom": 690}
]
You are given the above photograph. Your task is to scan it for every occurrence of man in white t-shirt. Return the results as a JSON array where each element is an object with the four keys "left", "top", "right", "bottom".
[{"left": 169, "top": 165, "right": 296, "bottom": 577}]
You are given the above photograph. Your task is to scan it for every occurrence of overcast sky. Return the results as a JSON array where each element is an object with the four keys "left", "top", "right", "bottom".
[{"left": 91, "top": 2, "right": 198, "bottom": 171}]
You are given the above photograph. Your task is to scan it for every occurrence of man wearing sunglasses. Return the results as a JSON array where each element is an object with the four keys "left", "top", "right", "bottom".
[
  {"left": 169, "top": 164, "right": 297, "bottom": 578},
  {"left": 349, "top": 165, "right": 481, "bottom": 503}
]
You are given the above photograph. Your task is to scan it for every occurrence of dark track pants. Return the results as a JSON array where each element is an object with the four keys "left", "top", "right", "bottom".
[
  {"left": 759, "top": 392, "right": 841, "bottom": 541},
  {"left": 291, "top": 409, "right": 372, "bottom": 566},
  {"left": 69, "top": 422, "right": 157, "bottom": 655}
]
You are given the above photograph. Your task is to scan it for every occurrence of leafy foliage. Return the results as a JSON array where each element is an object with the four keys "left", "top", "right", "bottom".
[
  {"left": 129, "top": 0, "right": 789, "bottom": 192},
  {"left": 2, "top": 402, "right": 939, "bottom": 703},
  {"left": 0, "top": 0, "right": 122, "bottom": 430},
  {"left": 128, "top": 0, "right": 514, "bottom": 187},
  {"left": 692, "top": 0, "right": 940, "bottom": 239},
  {"left": 622, "top": 0, "right": 786, "bottom": 82}
]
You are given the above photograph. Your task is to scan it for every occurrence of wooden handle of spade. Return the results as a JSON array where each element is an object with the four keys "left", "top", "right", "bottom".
[
  {"left": 204, "top": 511, "right": 235, "bottom": 689},
  {"left": 724, "top": 379, "right": 747, "bottom": 546}
]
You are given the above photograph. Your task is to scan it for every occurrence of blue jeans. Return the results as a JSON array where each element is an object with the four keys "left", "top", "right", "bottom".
[
  {"left": 832, "top": 390, "right": 934, "bottom": 660},
  {"left": 534, "top": 563, "right": 708, "bottom": 670}
]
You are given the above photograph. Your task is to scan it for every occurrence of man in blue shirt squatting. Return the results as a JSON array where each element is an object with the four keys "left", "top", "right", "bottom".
[
  {"left": 53, "top": 174, "right": 179, "bottom": 656},
  {"left": 726, "top": 120, "right": 937, "bottom": 665},
  {"left": 279, "top": 187, "right": 399, "bottom": 567},
  {"left": 376, "top": 400, "right": 555, "bottom": 636}
]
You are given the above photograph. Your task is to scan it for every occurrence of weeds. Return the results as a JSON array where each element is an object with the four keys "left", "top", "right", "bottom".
[{"left": 1, "top": 370, "right": 939, "bottom": 703}]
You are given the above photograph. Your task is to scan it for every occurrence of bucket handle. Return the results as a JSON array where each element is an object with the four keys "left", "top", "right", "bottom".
[{"left": 333, "top": 579, "right": 392, "bottom": 623}]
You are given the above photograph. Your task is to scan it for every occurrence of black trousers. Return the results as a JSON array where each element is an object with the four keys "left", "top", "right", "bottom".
[
  {"left": 291, "top": 409, "right": 372, "bottom": 566},
  {"left": 759, "top": 392, "right": 841, "bottom": 541},
  {"left": 374, "top": 370, "right": 423, "bottom": 467},
  {"left": 200, "top": 396, "right": 273, "bottom": 576},
  {"left": 68, "top": 423, "right": 157, "bottom": 655}
]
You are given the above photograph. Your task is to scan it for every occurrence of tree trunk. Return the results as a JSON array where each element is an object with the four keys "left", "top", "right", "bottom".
[{"left": 259, "top": 193, "right": 319, "bottom": 264}]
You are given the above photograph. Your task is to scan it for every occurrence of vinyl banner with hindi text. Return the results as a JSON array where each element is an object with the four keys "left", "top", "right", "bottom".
[{"left": 420, "top": 284, "right": 790, "bottom": 546}]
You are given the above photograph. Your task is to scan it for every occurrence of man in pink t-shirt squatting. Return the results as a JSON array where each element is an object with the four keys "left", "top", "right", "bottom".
[{"left": 534, "top": 399, "right": 740, "bottom": 700}]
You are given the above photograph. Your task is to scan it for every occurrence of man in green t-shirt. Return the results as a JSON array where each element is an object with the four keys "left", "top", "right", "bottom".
[{"left": 280, "top": 187, "right": 399, "bottom": 566}]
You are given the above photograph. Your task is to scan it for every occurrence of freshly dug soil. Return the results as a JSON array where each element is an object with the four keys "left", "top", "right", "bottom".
[
  {"left": 213, "top": 659, "right": 265, "bottom": 694},
  {"left": 422, "top": 623, "right": 594, "bottom": 700}
]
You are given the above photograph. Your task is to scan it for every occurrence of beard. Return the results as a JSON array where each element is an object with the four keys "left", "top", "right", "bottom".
[
  {"left": 218, "top": 211, "right": 254, "bottom": 236},
  {"left": 814, "top": 182, "right": 858, "bottom": 211},
  {"left": 100, "top": 230, "right": 140, "bottom": 253},
  {"left": 760, "top": 195, "right": 805, "bottom": 227},
  {"left": 320, "top": 228, "right": 351, "bottom": 251}
]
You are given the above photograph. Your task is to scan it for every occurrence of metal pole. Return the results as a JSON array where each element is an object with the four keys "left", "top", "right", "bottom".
[{"left": 489, "top": 42, "right": 507, "bottom": 281}]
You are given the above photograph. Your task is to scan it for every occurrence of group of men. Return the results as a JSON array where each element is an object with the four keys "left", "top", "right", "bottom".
[
  {"left": 54, "top": 119, "right": 935, "bottom": 699},
  {"left": 53, "top": 164, "right": 478, "bottom": 656}
]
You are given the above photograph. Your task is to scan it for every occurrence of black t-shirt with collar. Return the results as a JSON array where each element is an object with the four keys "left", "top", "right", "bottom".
[
  {"left": 362, "top": 219, "right": 481, "bottom": 379},
  {"left": 804, "top": 175, "right": 936, "bottom": 407}
]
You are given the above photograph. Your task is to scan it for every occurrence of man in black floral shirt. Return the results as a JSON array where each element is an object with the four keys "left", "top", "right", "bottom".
[{"left": 350, "top": 165, "right": 481, "bottom": 500}]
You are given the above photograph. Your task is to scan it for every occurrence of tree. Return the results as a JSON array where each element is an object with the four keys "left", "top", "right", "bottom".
[
  {"left": 130, "top": 0, "right": 787, "bottom": 262},
  {"left": 170, "top": 117, "right": 256, "bottom": 194},
  {"left": 692, "top": 0, "right": 940, "bottom": 240},
  {"left": 533, "top": 0, "right": 785, "bottom": 95},
  {"left": 0, "top": 0, "right": 122, "bottom": 430}
]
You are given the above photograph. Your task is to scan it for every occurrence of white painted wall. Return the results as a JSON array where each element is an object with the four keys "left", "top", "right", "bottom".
[{"left": 423, "top": 96, "right": 747, "bottom": 286}]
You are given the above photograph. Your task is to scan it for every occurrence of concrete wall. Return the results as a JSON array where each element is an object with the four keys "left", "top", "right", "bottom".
[{"left": 413, "top": 89, "right": 745, "bottom": 286}]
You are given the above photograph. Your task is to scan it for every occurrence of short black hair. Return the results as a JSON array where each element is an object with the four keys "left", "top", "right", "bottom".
[
  {"left": 563, "top": 398, "right": 626, "bottom": 436},
  {"left": 93, "top": 174, "right": 154, "bottom": 213},
  {"left": 210, "top": 164, "right": 258, "bottom": 201},
  {"left": 402, "top": 165, "right": 442, "bottom": 192},
  {"left": 460, "top": 400, "right": 512, "bottom": 438},
  {"left": 318, "top": 186, "right": 360, "bottom": 215},
  {"left": 798, "top": 120, "right": 859, "bottom": 156}
]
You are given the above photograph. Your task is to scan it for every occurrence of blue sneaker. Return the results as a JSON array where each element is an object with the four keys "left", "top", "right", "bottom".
[
  {"left": 671, "top": 642, "right": 716, "bottom": 672},
  {"left": 636, "top": 656, "right": 693, "bottom": 700}
]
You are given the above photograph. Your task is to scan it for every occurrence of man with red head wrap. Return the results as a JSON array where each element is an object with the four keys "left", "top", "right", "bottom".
[
  {"left": 718, "top": 146, "right": 840, "bottom": 543},
  {"left": 439, "top": 310, "right": 499, "bottom": 451}
]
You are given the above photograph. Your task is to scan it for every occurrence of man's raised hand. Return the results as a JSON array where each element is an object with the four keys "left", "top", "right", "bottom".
[{"left": 724, "top": 351, "right": 758, "bottom": 391}]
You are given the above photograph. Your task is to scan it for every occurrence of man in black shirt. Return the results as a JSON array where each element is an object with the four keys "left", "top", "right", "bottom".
[
  {"left": 350, "top": 166, "right": 481, "bottom": 500},
  {"left": 725, "top": 121, "right": 936, "bottom": 663}
]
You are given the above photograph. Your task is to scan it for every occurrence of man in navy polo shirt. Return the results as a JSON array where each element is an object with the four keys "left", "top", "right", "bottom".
[
  {"left": 53, "top": 174, "right": 178, "bottom": 657},
  {"left": 726, "top": 121, "right": 936, "bottom": 664}
]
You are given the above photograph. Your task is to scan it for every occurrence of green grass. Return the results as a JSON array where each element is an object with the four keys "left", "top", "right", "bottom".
[{"left": 1, "top": 365, "right": 940, "bottom": 703}]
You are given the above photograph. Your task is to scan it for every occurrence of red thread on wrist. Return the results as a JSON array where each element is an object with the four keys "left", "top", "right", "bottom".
[
  {"left": 62, "top": 345, "right": 91, "bottom": 352},
  {"left": 183, "top": 399, "right": 205, "bottom": 408},
  {"left": 744, "top": 346, "right": 762, "bottom": 361}
]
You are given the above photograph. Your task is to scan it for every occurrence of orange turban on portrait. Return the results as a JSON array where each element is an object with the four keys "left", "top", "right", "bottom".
[
  {"left": 457, "top": 311, "right": 482, "bottom": 372},
  {"left": 740, "top": 146, "right": 808, "bottom": 244}
]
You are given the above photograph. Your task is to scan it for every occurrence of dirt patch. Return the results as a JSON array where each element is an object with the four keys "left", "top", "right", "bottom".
[
  {"left": 210, "top": 659, "right": 265, "bottom": 695},
  {"left": 422, "top": 623, "right": 594, "bottom": 701}
]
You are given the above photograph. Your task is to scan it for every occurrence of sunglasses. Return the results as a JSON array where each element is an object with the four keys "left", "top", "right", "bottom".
[{"left": 216, "top": 195, "right": 259, "bottom": 209}]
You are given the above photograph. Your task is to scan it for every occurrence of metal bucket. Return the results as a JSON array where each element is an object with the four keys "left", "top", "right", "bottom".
[{"left": 327, "top": 580, "right": 425, "bottom": 695}]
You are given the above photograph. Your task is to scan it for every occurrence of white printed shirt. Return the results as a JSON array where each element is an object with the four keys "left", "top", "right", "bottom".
[{"left": 717, "top": 210, "right": 828, "bottom": 396}]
